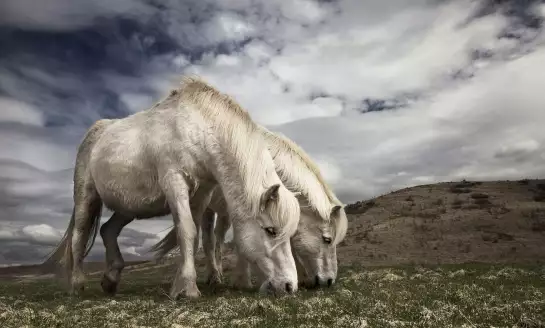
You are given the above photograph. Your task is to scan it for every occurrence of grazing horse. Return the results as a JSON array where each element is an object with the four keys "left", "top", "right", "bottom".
[
  {"left": 42, "top": 76, "right": 301, "bottom": 299},
  {"left": 151, "top": 126, "right": 348, "bottom": 290}
]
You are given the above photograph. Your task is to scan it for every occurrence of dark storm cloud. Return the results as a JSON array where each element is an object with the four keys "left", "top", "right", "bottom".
[{"left": 0, "top": 0, "right": 262, "bottom": 130}]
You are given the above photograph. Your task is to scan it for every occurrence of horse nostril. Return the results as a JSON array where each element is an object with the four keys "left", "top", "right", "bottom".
[
  {"left": 327, "top": 278, "right": 333, "bottom": 287},
  {"left": 285, "top": 282, "right": 293, "bottom": 293}
]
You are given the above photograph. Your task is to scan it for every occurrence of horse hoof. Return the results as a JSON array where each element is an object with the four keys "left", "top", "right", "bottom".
[
  {"left": 206, "top": 272, "right": 223, "bottom": 286},
  {"left": 101, "top": 275, "right": 118, "bottom": 296},
  {"left": 233, "top": 280, "right": 253, "bottom": 290},
  {"left": 70, "top": 284, "right": 84, "bottom": 296},
  {"left": 169, "top": 284, "right": 201, "bottom": 300},
  {"left": 185, "top": 288, "right": 201, "bottom": 299},
  {"left": 169, "top": 289, "right": 201, "bottom": 300}
]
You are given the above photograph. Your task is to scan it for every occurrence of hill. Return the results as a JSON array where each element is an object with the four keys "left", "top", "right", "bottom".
[{"left": 339, "top": 179, "right": 545, "bottom": 267}]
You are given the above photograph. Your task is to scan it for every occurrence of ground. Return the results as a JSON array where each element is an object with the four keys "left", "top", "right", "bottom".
[
  {"left": 1, "top": 179, "right": 545, "bottom": 327},
  {"left": 1, "top": 263, "right": 544, "bottom": 328}
]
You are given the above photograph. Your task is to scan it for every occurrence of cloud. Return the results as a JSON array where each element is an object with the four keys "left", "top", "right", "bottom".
[
  {"left": 313, "top": 158, "right": 343, "bottom": 186},
  {"left": 1, "top": 0, "right": 545, "bottom": 264},
  {"left": 182, "top": 0, "right": 544, "bottom": 126},
  {"left": 0, "top": 127, "right": 76, "bottom": 172},
  {"left": 0, "top": 224, "right": 63, "bottom": 264},
  {"left": 272, "top": 42, "right": 545, "bottom": 202},
  {"left": 0, "top": 0, "right": 152, "bottom": 31},
  {"left": 20, "top": 224, "right": 62, "bottom": 245},
  {"left": 0, "top": 97, "right": 45, "bottom": 126},
  {"left": 0, "top": 218, "right": 171, "bottom": 265}
]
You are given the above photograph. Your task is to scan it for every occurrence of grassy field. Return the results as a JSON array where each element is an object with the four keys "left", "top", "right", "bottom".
[{"left": 0, "top": 263, "right": 544, "bottom": 328}]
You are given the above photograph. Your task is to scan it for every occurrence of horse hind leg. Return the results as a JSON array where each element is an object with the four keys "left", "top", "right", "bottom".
[
  {"left": 70, "top": 186, "right": 102, "bottom": 295},
  {"left": 100, "top": 212, "right": 133, "bottom": 296}
]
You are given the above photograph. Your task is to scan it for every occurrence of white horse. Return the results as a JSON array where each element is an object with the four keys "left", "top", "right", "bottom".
[
  {"left": 42, "top": 76, "right": 301, "bottom": 299},
  {"left": 151, "top": 126, "right": 348, "bottom": 289}
]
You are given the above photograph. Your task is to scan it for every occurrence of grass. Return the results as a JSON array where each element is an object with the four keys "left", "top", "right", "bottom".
[{"left": 0, "top": 264, "right": 544, "bottom": 328}]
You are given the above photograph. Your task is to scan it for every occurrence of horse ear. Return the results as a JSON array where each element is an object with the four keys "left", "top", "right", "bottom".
[
  {"left": 260, "top": 184, "right": 280, "bottom": 211},
  {"left": 330, "top": 205, "right": 342, "bottom": 217}
]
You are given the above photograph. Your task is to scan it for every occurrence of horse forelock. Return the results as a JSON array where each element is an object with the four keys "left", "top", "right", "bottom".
[
  {"left": 332, "top": 207, "right": 348, "bottom": 244},
  {"left": 268, "top": 185, "right": 300, "bottom": 240}
]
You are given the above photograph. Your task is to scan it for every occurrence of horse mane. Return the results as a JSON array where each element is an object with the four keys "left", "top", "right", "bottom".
[
  {"left": 259, "top": 126, "right": 348, "bottom": 242},
  {"left": 169, "top": 76, "right": 299, "bottom": 238},
  {"left": 177, "top": 76, "right": 254, "bottom": 123},
  {"left": 261, "top": 126, "right": 340, "bottom": 211}
]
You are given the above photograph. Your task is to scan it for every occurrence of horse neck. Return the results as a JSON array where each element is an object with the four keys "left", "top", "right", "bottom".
[
  {"left": 266, "top": 142, "right": 335, "bottom": 221},
  {"left": 209, "top": 129, "right": 279, "bottom": 219},
  {"left": 289, "top": 168, "right": 334, "bottom": 221}
]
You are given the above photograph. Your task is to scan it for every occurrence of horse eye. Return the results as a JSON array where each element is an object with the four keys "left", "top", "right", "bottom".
[
  {"left": 264, "top": 227, "right": 277, "bottom": 237},
  {"left": 322, "top": 236, "right": 332, "bottom": 244}
]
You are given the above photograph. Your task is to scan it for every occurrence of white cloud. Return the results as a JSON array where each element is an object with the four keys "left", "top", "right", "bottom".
[
  {"left": 181, "top": 0, "right": 542, "bottom": 127},
  {"left": 21, "top": 224, "right": 62, "bottom": 245},
  {"left": 276, "top": 0, "right": 329, "bottom": 24},
  {"left": 331, "top": 5, "right": 501, "bottom": 97},
  {"left": 313, "top": 158, "right": 343, "bottom": 186},
  {"left": 119, "top": 93, "right": 155, "bottom": 113},
  {"left": 0, "top": 128, "right": 76, "bottom": 172},
  {"left": 494, "top": 139, "right": 540, "bottom": 159},
  {"left": 0, "top": 97, "right": 45, "bottom": 126},
  {"left": 273, "top": 43, "right": 545, "bottom": 202},
  {"left": 206, "top": 12, "right": 257, "bottom": 43}
]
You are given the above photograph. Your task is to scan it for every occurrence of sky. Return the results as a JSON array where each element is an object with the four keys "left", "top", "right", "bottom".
[{"left": 1, "top": 0, "right": 545, "bottom": 265}]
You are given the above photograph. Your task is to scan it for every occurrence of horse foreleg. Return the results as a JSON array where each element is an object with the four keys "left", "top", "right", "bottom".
[
  {"left": 202, "top": 208, "right": 221, "bottom": 286},
  {"left": 189, "top": 185, "right": 215, "bottom": 257},
  {"left": 232, "top": 250, "right": 253, "bottom": 290},
  {"left": 161, "top": 171, "right": 200, "bottom": 299},
  {"left": 99, "top": 212, "right": 133, "bottom": 296},
  {"left": 213, "top": 213, "right": 231, "bottom": 276}
]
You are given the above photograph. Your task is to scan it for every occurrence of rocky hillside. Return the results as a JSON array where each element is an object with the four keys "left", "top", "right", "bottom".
[{"left": 339, "top": 179, "right": 545, "bottom": 267}]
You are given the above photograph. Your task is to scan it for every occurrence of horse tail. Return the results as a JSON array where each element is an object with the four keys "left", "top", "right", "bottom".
[
  {"left": 40, "top": 203, "right": 102, "bottom": 278},
  {"left": 40, "top": 208, "right": 76, "bottom": 275},
  {"left": 40, "top": 119, "right": 110, "bottom": 278},
  {"left": 149, "top": 227, "right": 178, "bottom": 260}
]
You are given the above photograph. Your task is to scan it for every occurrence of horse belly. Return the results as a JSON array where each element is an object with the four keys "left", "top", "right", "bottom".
[
  {"left": 90, "top": 143, "right": 169, "bottom": 218},
  {"left": 97, "top": 169, "right": 169, "bottom": 218}
]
